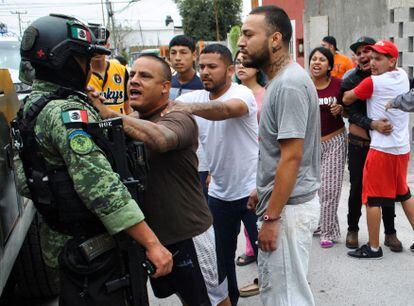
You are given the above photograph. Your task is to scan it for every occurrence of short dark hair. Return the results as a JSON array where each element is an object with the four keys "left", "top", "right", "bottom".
[
  {"left": 322, "top": 36, "right": 338, "bottom": 50},
  {"left": 233, "top": 50, "right": 267, "bottom": 86},
  {"left": 169, "top": 35, "right": 196, "bottom": 52},
  {"left": 137, "top": 53, "right": 172, "bottom": 82},
  {"left": 309, "top": 47, "right": 334, "bottom": 76},
  {"left": 115, "top": 55, "right": 127, "bottom": 66},
  {"left": 200, "top": 44, "right": 233, "bottom": 66},
  {"left": 250, "top": 5, "right": 292, "bottom": 46}
]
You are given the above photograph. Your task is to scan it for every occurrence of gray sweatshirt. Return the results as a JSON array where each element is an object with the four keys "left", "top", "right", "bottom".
[{"left": 391, "top": 88, "right": 414, "bottom": 112}]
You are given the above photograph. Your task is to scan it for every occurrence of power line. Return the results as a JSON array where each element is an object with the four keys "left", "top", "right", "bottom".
[
  {"left": 0, "top": 1, "right": 133, "bottom": 11},
  {"left": 1, "top": 0, "right": 132, "bottom": 5},
  {"left": 10, "top": 10, "right": 26, "bottom": 37}
]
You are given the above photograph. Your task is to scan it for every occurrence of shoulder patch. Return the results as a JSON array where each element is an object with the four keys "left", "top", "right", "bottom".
[
  {"left": 62, "top": 109, "right": 89, "bottom": 128},
  {"left": 60, "top": 102, "right": 85, "bottom": 112},
  {"left": 68, "top": 130, "right": 93, "bottom": 155}
]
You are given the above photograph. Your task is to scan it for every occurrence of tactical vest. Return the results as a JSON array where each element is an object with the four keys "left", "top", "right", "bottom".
[{"left": 12, "top": 88, "right": 147, "bottom": 238}]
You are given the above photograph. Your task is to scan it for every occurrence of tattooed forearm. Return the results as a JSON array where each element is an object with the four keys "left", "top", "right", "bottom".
[
  {"left": 190, "top": 101, "right": 228, "bottom": 120},
  {"left": 182, "top": 98, "right": 248, "bottom": 120},
  {"left": 122, "top": 116, "right": 179, "bottom": 152}
]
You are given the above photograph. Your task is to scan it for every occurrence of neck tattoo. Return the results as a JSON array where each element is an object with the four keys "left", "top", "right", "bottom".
[
  {"left": 268, "top": 53, "right": 291, "bottom": 77},
  {"left": 272, "top": 45, "right": 282, "bottom": 54}
]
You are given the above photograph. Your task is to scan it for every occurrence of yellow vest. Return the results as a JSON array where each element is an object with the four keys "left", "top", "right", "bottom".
[{"left": 88, "top": 59, "right": 128, "bottom": 114}]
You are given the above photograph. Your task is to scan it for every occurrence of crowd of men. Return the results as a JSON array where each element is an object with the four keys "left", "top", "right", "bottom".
[{"left": 12, "top": 4, "right": 414, "bottom": 306}]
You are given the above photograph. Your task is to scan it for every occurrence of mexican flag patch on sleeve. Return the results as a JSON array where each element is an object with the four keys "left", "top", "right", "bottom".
[{"left": 62, "top": 110, "right": 89, "bottom": 127}]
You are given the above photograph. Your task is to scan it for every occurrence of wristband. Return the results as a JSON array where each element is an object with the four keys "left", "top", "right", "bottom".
[{"left": 263, "top": 214, "right": 281, "bottom": 222}]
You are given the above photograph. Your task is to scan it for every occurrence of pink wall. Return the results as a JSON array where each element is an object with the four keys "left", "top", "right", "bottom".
[{"left": 262, "top": 0, "right": 305, "bottom": 67}]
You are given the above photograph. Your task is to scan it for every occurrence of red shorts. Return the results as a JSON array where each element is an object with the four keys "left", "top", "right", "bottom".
[{"left": 362, "top": 149, "right": 411, "bottom": 207}]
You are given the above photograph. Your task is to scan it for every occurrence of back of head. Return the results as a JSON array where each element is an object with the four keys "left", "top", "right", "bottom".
[
  {"left": 21, "top": 14, "right": 110, "bottom": 91},
  {"left": 115, "top": 55, "right": 127, "bottom": 66},
  {"left": 137, "top": 53, "right": 172, "bottom": 82},
  {"left": 249, "top": 5, "right": 292, "bottom": 46},
  {"left": 169, "top": 35, "right": 196, "bottom": 52},
  {"left": 201, "top": 44, "right": 233, "bottom": 66},
  {"left": 322, "top": 35, "right": 338, "bottom": 51}
]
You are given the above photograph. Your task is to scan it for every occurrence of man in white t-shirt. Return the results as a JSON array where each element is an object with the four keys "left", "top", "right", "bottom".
[
  {"left": 343, "top": 40, "right": 414, "bottom": 259},
  {"left": 173, "top": 44, "right": 259, "bottom": 306}
]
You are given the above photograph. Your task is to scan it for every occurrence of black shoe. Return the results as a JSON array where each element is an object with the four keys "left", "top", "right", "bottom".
[
  {"left": 410, "top": 243, "right": 414, "bottom": 252},
  {"left": 347, "top": 244, "right": 383, "bottom": 259}
]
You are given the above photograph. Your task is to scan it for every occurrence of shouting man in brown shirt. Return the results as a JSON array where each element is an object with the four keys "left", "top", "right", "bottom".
[{"left": 90, "top": 54, "right": 230, "bottom": 306}]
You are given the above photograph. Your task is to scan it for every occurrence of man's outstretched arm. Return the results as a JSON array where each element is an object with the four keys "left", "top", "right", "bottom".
[
  {"left": 172, "top": 98, "right": 249, "bottom": 120},
  {"left": 386, "top": 89, "right": 414, "bottom": 112}
]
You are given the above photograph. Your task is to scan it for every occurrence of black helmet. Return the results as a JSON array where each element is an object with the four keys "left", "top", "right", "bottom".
[{"left": 21, "top": 14, "right": 110, "bottom": 70}]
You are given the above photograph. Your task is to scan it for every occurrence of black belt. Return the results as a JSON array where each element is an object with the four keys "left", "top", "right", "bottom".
[
  {"left": 78, "top": 233, "right": 116, "bottom": 262},
  {"left": 348, "top": 134, "right": 371, "bottom": 148}
]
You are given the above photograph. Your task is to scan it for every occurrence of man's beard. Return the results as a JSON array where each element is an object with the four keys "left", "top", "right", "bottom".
[
  {"left": 242, "top": 42, "right": 270, "bottom": 69},
  {"left": 203, "top": 74, "right": 227, "bottom": 94}
]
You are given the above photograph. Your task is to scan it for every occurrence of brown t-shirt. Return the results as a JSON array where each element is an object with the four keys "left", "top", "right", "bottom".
[{"left": 140, "top": 108, "right": 213, "bottom": 245}]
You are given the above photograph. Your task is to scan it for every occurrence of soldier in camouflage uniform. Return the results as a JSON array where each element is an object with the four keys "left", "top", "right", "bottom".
[{"left": 13, "top": 14, "right": 172, "bottom": 305}]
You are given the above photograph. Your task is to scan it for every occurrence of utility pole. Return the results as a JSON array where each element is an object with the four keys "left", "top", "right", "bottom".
[
  {"left": 11, "top": 10, "right": 27, "bottom": 38},
  {"left": 100, "top": 0, "right": 106, "bottom": 26},
  {"left": 105, "top": 0, "right": 117, "bottom": 55},
  {"left": 213, "top": 0, "right": 220, "bottom": 41}
]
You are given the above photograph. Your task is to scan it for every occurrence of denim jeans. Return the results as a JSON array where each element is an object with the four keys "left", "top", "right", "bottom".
[{"left": 208, "top": 196, "right": 258, "bottom": 306}]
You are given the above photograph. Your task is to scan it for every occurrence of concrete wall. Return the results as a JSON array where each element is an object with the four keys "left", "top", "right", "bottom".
[
  {"left": 304, "top": 0, "right": 414, "bottom": 143},
  {"left": 121, "top": 27, "right": 183, "bottom": 49},
  {"left": 304, "top": 0, "right": 388, "bottom": 65}
]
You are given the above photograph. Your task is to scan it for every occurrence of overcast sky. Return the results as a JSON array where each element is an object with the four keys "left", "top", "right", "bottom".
[{"left": 1, "top": 0, "right": 252, "bottom": 35}]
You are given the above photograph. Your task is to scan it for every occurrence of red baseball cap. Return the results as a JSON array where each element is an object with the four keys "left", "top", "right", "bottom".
[{"left": 367, "top": 40, "right": 399, "bottom": 59}]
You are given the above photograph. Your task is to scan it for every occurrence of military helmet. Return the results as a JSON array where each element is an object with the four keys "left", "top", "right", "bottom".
[{"left": 20, "top": 14, "right": 110, "bottom": 70}]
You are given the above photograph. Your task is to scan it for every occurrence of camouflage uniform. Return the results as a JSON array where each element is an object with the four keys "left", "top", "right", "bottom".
[{"left": 15, "top": 79, "right": 144, "bottom": 268}]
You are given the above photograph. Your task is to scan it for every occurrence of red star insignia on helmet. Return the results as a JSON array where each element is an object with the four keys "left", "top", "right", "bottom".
[{"left": 36, "top": 49, "right": 45, "bottom": 58}]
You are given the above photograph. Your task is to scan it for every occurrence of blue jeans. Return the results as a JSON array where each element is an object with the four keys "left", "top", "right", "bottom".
[{"left": 208, "top": 196, "right": 258, "bottom": 306}]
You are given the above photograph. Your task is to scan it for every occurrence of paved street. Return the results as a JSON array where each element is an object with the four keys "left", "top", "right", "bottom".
[
  {"left": 149, "top": 156, "right": 414, "bottom": 306},
  {"left": 7, "top": 156, "right": 414, "bottom": 306}
]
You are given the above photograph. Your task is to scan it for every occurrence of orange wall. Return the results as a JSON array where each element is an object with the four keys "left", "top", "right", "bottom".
[{"left": 262, "top": 0, "right": 305, "bottom": 67}]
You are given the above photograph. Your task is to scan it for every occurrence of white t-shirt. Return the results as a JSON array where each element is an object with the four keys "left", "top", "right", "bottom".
[
  {"left": 176, "top": 98, "right": 210, "bottom": 172},
  {"left": 178, "top": 83, "right": 259, "bottom": 201},
  {"left": 358, "top": 69, "right": 410, "bottom": 154}
]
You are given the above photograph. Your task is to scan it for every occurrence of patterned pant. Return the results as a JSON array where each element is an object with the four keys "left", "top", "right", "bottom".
[{"left": 318, "top": 130, "right": 347, "bottom": 241}]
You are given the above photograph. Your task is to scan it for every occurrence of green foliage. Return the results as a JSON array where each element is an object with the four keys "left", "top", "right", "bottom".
[
  {"left": 228, "top": 25, "right": 241, "bottom": 56},
  {"left": 174, "top": 0, "right": 242, "bottom": 42}
]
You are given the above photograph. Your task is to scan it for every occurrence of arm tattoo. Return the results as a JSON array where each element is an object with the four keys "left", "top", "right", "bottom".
[
  {"left": 122, "top": 116, "right": 179, "bottom": 152},
  {"left": 190, "top": 101, "right": 227, "bottom": 119}
]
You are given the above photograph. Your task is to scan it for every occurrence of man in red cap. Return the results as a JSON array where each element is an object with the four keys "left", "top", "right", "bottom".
[{"left": 343, "top": 40, "right": 414, "bottom": 259}]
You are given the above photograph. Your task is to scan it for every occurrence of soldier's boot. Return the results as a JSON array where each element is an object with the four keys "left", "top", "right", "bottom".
[
  {"left": 384, "top": 233, "right": 403, "bottom": 252},
  {"left": 346, "top": 231, "right": 359, "bottom": 249}
]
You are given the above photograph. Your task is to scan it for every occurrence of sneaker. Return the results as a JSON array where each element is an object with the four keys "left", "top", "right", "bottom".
[
  {"left": 346, "top": 231, "right": 359, "bottom": 249},
  {"left": 320, "top": 239, "right": 334, "bottom": 248},
  {"left": 348, "top": 244, "right": 383, "bottom": 259},
  {"left": 384, "top": 233, "right": 403, "bottom": 252},
  {"left": 410, "top": 243, "right": 414, "bottom": 252}
]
